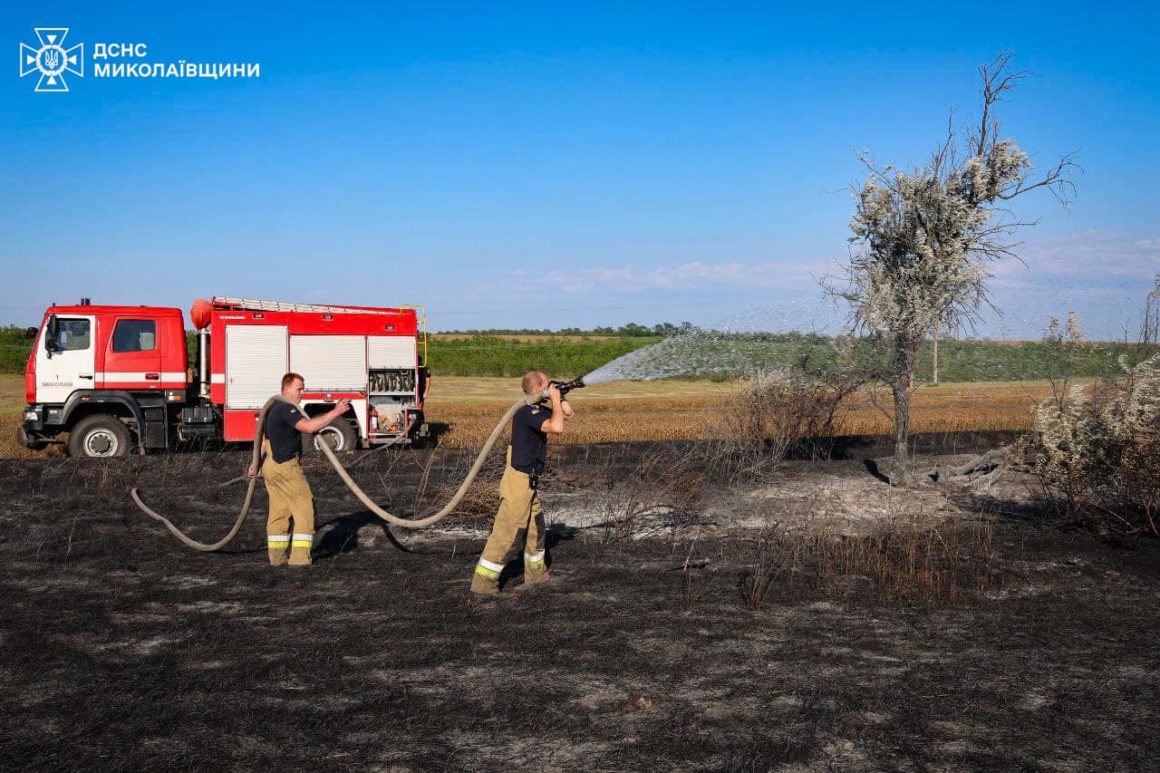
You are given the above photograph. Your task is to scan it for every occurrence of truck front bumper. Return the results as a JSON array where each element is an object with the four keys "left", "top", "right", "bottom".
[
  {"left": 17, "top": 424, "right": 43, "bottom": 450},
  {"left": 20, "top": 407, "right": 52, "bottom": 449}
]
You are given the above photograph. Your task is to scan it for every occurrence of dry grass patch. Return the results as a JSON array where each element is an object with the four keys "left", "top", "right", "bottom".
[
  {"left": 0, "top": 376, "right": 1062, "bottom": 457},
  {"left": 836, "top": 382, "right": 1059, "bottom": 436},
  {"left": 425, "top": 380, "right": 1055, "bottom": 449},
  {"left": 426, "top": 376, "right": 740, "bottom": 403},
  {"left": 0, "top": 415, "right": 63, "bottom": 459},
  {"left": 0, "top": 373, "right": 26, "bottom": 413},
  {"left": 741, "top": 518, "right": 999, "bottom": 608}
]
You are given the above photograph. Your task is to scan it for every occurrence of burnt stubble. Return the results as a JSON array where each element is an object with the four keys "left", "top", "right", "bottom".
[{"left": 1, "top": 445, "right": 1157, "bottom": 771}]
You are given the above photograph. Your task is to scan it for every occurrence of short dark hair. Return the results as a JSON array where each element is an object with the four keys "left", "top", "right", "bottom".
[
  {"left": 281, "top": 372, "right": 304, "bottom": 390},
  {"left": 521, "top": 371, "right": 547, "bottom": 395}
]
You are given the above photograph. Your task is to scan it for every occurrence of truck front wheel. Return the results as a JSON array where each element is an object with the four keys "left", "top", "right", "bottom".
[
  {"left": 69, "top": 415, "right": 132, "bottom": 458},
  {"left": 310, "top": 417, "right": 358, "bottom": 453}
]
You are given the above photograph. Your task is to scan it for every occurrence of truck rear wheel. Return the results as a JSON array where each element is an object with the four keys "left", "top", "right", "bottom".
[
  {"left": 69, "top": 415, "right": 132, "bottom": 458},
  {"left": 310, "top": 417, "right": 358, "bottom": 453}
]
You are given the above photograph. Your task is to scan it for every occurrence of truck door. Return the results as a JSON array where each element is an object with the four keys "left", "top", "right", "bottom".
[
  {"left": 99, "top": 318, "right": 162, "bottom": 390},
  {"left": 35, "top": 314, "right": 96, "bottom": 403},
  {"left": 225, "top": 325, "right": 288, "bottom": 408}
]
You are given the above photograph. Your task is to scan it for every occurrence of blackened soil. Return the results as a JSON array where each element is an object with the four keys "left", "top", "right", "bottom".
[{"left": 1, "top": 448, "right": 1158, "bottom": 771}]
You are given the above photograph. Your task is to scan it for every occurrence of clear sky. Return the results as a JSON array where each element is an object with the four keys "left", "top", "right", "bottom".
[{"left": 3, "top": 2, "right": 1157, "bottom": 338}]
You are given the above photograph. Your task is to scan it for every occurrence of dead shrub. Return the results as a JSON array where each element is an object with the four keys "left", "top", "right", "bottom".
[
  {"left": 593, "top": 444, "right": 707, "bottom": 542},
  {"left": 681, "top": 564, "right": 712, "bottom": 611},
  {"left": 703, "top": 366, "right": 864, "bottom": 482},
  {"left": 678, "top": 542, "right": 715, "bottom": 611},
  {"left": 1029, "top": 353, "right": 1160, "bottom": 536},
  {"left": 740, "top": 531, "right": 783, "bottom": 610}
]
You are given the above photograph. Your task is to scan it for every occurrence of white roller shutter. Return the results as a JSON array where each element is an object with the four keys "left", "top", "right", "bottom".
[
  {"left": 226, "top": 325, "right": 288, "bottom": 409},
  {"left": 290, "top": 335, "right": 367, "bottom": 391},
  {"left": 368, "top": 335, "right": 416, "bottom": 368}
]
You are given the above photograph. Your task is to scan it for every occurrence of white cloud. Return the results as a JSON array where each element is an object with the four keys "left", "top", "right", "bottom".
[
  {"left": 515, "top": 258, "right": 832, "bottom": 295},
  {"left": 519, "top": 231, "right": 1157, "bottom": 298},
  {"left": 995, "top": 230, "right": 1160, "bottom": 280}
]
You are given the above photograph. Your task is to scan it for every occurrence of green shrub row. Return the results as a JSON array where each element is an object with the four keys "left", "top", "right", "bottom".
[
  {"left": 0, "top": 326, "right": 33, "bottom": 374},
  {"left": 427, "top": 336, "right": 656, "bottom": 377},
  {"left": 4, "top": 325, "right": 1156, "bottom": 382},
  {"left": 421, "top": 335, "right": 1158, "bottom": 382}
]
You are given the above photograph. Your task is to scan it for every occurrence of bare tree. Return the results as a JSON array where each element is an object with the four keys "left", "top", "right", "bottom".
[
  {"left": 1142, "top": 273, "right": 1160, "bottom": 347},
  {"left": 826, "top": 53, "right": 1076, "bottom": 481}
]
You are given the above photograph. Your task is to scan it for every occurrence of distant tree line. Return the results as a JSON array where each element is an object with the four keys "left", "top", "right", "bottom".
[
  {"left": 0, "top": 325, "right": 32, "bottom": 373},
  {"left": 2, "top": 323, "right": 1156, "bottom": 383},
  {"left": 437, "top": 322, "right": 696, "bottom": 337}
]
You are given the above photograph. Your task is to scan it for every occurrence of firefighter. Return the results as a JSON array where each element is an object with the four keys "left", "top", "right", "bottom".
[
  {"left": 417, "top": 355, "right": 431, "bottom": 408},
  {"left": 250, "top": 373, "right": 351, "bottom": 566},
  {"left": 471, "top": 371, "right": 574, "bottom": 596}
]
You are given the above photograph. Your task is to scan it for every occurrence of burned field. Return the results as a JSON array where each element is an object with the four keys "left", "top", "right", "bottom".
[{"left": 1, "top": 440, "right": 1158, "bottom": 771}]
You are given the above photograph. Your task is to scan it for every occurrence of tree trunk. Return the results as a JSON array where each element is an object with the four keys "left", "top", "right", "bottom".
[
  {"left": 891, "top": 337, "right": 917, "bottom": 484},
  {"left": 932, "top": 324, "right": 939, "bottom": 386}
]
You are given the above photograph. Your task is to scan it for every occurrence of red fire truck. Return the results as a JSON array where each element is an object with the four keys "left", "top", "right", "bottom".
[{"left": 20, "top": 297, "right": 429, "bottom": 458}]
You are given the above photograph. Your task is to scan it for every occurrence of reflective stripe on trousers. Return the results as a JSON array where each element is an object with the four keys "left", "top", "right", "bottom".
[{"left": 475, "top": 556, "right": 504, "bottom": 581}]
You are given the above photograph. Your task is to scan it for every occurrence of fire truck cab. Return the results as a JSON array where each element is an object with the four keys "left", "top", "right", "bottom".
[{"left": 20, "top": 297, "right": 428, "bottom": 458}]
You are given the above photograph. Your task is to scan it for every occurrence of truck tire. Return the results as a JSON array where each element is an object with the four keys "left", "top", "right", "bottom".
[
  {"left": 310, "top": 417, "right": 358, "bottom": 453},
  {"left": 69, "top": 415, "right": 132, "bottom": 458}
]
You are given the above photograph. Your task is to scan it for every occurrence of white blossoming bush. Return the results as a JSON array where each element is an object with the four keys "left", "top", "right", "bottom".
[{"left": 1032, "top": 354, "right": 1160, "bottom": 533}]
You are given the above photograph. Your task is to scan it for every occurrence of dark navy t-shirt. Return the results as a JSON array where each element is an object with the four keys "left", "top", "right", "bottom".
[
  {"left": 510, "top": 403, "right": 549, "bottom": 474},
  {"left": 417, "top": 366, "right": 430, "bottom": 401},
  {"left": 266, "top": 401, "right": 305, "bottom": 463}
]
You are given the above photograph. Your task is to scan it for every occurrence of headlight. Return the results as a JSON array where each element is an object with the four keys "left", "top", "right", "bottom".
[{"left": 24, "top": 410, "right": 39, "bottom": 422}]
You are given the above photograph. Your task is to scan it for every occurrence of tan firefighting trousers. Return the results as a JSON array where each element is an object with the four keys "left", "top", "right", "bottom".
[
  {"left": 262, "top": 439, "right": 315, "bottom": 566},
  {"left": 473, "top": 448, "right": 548, "bottom": 589}
]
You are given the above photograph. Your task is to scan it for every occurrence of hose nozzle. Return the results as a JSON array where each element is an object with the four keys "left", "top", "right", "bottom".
[{"left": 550, "top": 377, "right": 586, "bottom": 397}]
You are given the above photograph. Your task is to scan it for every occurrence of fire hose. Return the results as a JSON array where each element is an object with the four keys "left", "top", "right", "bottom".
[{"left": 131, "top": 379, "right": 583, "bottom": 550}]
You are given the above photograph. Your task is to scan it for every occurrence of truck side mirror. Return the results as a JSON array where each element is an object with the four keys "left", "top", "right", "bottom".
[{"left": 24, "top": 326, "right": 37, "bottom": 340}]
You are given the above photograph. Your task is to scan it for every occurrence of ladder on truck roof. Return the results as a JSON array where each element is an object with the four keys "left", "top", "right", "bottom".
[{"left": 213, "top": 297, "right": 401, "bottom": 315}]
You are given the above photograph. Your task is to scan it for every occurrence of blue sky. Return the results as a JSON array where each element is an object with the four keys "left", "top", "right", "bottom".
[{"left": 3, "top": 2, "right": 1157, "bottom": 338}]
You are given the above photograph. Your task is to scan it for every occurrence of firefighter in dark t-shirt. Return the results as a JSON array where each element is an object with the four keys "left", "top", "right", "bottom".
[
  {"left": 417, "top": 355, "right": 431, "bottom": 409},
  {"left": 471, "top": 371, "right": 574, "bottom": 595},
  {"left": 249, "top": 372, "right": 350, "bottom": 566}
]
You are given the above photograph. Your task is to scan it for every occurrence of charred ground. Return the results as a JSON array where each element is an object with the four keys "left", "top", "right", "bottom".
[{"left": 1, "top": 441, "right": 1158, "bottom": 770}]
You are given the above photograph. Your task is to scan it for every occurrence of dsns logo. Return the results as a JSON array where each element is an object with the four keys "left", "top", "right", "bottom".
[{"left": 19, "top": 28, "right": 84, "bottom": 92}]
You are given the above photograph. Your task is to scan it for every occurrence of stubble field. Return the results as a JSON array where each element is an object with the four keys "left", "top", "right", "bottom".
[
  {"left": 0, "top": 373, "right": 1053, "bottom": 457},
  {"left": 2, "top": 438, "right": 1158, "bottom": 769},
  {"left": 421, "top": 376, "right": 1053, "bottom": 448}
]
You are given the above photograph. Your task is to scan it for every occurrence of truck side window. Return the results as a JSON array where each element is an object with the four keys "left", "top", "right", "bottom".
[
  {"left": 112, "top": 320, "right": 157, "bottom": 353},
  {"left": 56, "top": 319, "right": 91, "bottom": 351}
]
